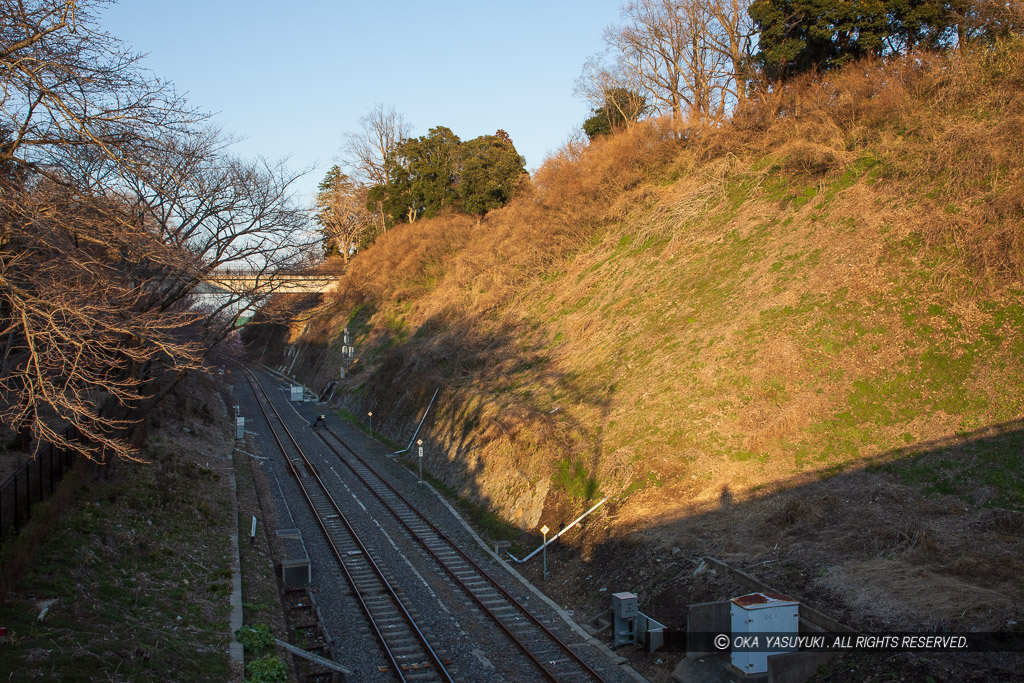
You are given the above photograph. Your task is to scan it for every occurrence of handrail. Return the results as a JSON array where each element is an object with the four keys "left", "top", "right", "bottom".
[
  {"left": 274, "top": 639, "right": 352, "bottom": 675},
  {"left": 507, "top": 497, "right": 609, "bottom": 563},
  {"left": 390, "top": 387, "right": 440, "bottom": 456}
]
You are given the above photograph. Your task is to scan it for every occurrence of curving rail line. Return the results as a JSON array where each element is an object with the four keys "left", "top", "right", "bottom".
[
  {"left": 314, "top": 424, "right": 609, "bottom": 683},
  {"left": 237, "top": 364, "right": 454, "bottom": 682}
]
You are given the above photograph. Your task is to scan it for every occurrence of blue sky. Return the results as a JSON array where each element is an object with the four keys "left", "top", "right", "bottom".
[{"left": 101, "top": 1, "right": 625, "bottom": 205}]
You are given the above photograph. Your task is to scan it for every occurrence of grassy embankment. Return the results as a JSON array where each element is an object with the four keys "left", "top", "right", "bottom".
[
  {"left": 0, "top": 376, "right": 290, "bottom": 682},
  {"left": 272, "top": 44, "right": 1024, "bottom": 533}
]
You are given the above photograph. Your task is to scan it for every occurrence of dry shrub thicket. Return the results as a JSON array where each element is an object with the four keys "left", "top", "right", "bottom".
[{"left": 733, "top": 44, "right": 1024, "bottom": 278}]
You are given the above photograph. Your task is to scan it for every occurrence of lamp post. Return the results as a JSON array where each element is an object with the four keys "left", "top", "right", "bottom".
[
  {"left": 540, "top": 524, "right": 549, "bottom": 580},
  {"left": 368, "top": 411, "right": 373, "bottom": 437},
  {"left": 417, "top": 439, "right": 424, "bottom": 484}
]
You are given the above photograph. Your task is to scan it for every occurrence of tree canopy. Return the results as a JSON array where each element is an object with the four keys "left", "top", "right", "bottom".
[
  {"left": 749, "top": 0, "right": 959, "bottom": 79},
  {"left": 368, "top": 127, "right": 526, "bottom": 224},
  {"left": 459, "top": 131, "right": 529, "bottom": 216},
  {"left": 583, "top": 87, "right": 650, "bottom": 139},
  {"left": 0, "top": 0, "right": 313, "bottom": 461}
]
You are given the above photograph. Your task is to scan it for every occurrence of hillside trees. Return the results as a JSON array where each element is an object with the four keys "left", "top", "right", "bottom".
[
  {"left": 586, "top": 0, "right": 1023, "bottom": 126},
  {"left": 367, "top": 127, "right": 526, "bottom": 225},
  {"left": 576, "top": 55, "right": 651, "bottom": 137},
  {"left": 392, "top": 126, "right": 463, "bottom": 221},
  {"left": 961, "top": 1, "right": 1024, "bottom": 40},
  {"left": 597, "top": 0, "right": 755, "bottom": 125},
  {"left": 458, "top": 131, "right": 529, "bottom": 216},
  {"left": 749, "top": 0, "right": 959, "bottom": 79},
  {"left": 315, "top": 165, "right": 372, "bottom": 261},
  {"left": 342, "top": 105, "right": 411, "bottom": 232},
  {"left": 748, "top": 0, "right": 1024, "bottom": 80},
  {"left": 582, "top": 87, "right": 651, "bottom": 138},
  {"left": 0, "top": 0, "right": 312, "bottom": 461}
]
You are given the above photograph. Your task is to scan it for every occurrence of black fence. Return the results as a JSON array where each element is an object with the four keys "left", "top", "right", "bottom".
[{"left": 0, "top": 428, "right": 80, "bottom": 542}]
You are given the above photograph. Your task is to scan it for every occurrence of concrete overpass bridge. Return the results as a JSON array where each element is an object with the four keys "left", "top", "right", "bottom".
[{"left": 202, "top": 267, "right": 343, "bottom": 295}]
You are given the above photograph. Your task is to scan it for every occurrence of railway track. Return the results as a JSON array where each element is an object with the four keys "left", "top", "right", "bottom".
[
  {"left": 238, "top": 365, "right": 455, "bottom": 682},
  {"left": 313, "top": 422, "right": 610, "bottom": 683}
]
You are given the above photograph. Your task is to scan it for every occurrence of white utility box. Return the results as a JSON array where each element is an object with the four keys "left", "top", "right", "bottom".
[
  {"left": 290, "top": 385, "right": 304, "bottom": 402},
  {"left": 730, "top": 592, "right": 799, "bottom": 675}
]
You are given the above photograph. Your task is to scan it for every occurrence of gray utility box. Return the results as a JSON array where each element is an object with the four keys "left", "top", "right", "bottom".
[
  {"left": 235, "top": 416, "right": 245, "bottom": 440},
  {"left": 730, "top": 592, "right": 799, "bottom": 676},
  {"left": 290, "top": 385, "right": 304, "bottom": 402},
  {"left": 612, "top": 592, "right": 639, "bottom": 646},
  {"left": 276, "top": 528, "right": 311, "bottom": 586}
]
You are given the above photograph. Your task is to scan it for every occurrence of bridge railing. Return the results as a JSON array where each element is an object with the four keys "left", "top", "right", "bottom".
[{"left": 210, "top": 267, "right": 345, "bottom": 279}]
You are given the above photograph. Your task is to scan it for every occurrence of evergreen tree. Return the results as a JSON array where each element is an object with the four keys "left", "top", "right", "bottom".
[
  {"left": 369, "top": 126, "right": 526, "bottom": 223},
  {"left": 377, "top": 126, "right": 461, "bottom": 223},
  {"left": 459, "top": 131, "right": 527, "bottom": 216},
  {"left": 750, "top": 0, "right": 957, "bottom": 80}
]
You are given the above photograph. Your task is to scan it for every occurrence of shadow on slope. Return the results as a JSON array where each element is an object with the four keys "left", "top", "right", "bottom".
[{"left": 526, "top": 418, "right": 1023, "bottom": 639}]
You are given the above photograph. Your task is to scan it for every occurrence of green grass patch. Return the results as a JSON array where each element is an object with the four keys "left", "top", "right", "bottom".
[
  {"left": 0, "top": 424, "right": 234, "bottom": 681},
  {"left": 552, "top": 458, "right": 601, "bottom": 502},
  {"left": 619, "top": 471, "right": 664, "bottom": 499},
  {"left": 880, "top": 427, "right": 1024, "bottom": 509}
]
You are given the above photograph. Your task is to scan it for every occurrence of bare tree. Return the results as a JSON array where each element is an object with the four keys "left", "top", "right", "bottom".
[
  {"left": 575, "top": 53, "right": 650, "bottom": 129},
  {"left": 0, "top": 0, "right": 314, "bottom": 461},
  {"left": 125, "top": 129, "right": 318, "bottom": 329},
  {"left": 341, "top": 104, "right": 411, "bottom": 231},
  {"left": 315, "top": 166, "right": 373, "bottom": 264},
  {"left": 1, "top": 180, "right": 203, "bottom": 461},
  {"left": 705, "top": 0, "right": 754, "bottom": 108},
  {"left": 601, "top": 0, "right": 752, "bottom": 126}
]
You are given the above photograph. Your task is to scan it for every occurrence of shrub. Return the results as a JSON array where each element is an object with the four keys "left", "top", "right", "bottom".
[
  {"left": 235, "top": 623, "right": 275, "bottom": 656},
  {"left": 246, "top": 653, "right": 288, "bottom": 683}
]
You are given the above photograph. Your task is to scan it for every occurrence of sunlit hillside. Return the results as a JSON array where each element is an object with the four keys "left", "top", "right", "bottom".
[{"left": 252, "top": 43, "right": 1024, "bottom": 640}]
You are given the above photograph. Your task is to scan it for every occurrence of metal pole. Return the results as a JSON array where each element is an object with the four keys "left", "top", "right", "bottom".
[
  {"left": 541, "top": 525, "right": 549, "bottom": 580},
  {"left": 368, "top": 411, "right": 373, "bottom": 437},
  {"left": 417, "top": 439, "right": 424, "bottom": 484}
]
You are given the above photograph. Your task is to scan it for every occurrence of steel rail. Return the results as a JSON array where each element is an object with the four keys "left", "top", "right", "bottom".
[
  {"left": 237, "top": 364, "right": 454, "bottom": 682},
  {"left": 316, "top": 424, "right": 608, "bottom": 683}
]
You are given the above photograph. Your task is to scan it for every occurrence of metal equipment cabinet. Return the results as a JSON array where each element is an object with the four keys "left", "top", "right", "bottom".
[{"left": 729, "top": 592, "right": 799, "bottom": 675}]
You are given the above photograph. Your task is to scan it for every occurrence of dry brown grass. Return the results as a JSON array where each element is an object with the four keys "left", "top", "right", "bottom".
[
  {"left": 815, "top": 557, "right": 1008, "bottom": 627},
  {"left": 309, "top": 40, "right": 1024, "bottom": 364},
  {"left": 270, "top": 42, "right": 1024, "bottom": 552}
]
